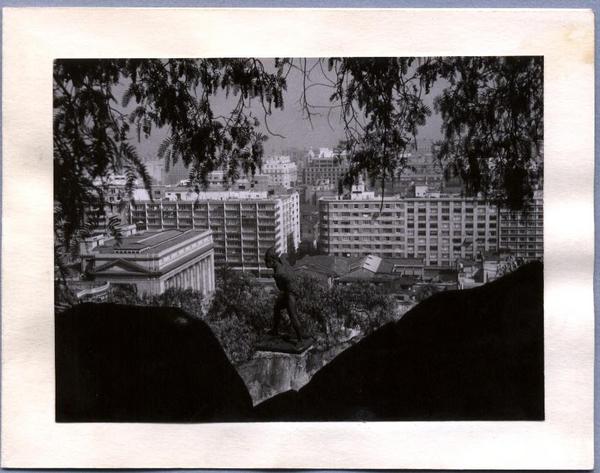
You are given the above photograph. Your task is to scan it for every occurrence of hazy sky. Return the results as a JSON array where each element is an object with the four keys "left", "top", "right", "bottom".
[{"left": 123, "top": 58, "right": 445, "bottom": 160}]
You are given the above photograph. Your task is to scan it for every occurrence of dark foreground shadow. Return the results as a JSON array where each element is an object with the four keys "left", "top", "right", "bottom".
[
  {"left": 56, "top": 303, "right": 254, "bottom": 422},
  {"left": 56, "top": 261, "right": 543, "bottom": 422}
]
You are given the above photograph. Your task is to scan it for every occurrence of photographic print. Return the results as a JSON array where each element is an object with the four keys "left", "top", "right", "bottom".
[
  {"left": 54, "top": 56, "right": 544, "bottom": 422},
  {"left": 2, "top": 8, "right": 593, "bottom": 470}
]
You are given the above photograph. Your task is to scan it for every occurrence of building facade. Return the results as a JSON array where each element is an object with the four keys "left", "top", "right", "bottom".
[
  {"left": 127, "top": 191, "right": 300, "bottom": 275},
  {"left": 318, "top": 186, "right": 498, "bottom": 267},
  {"left": 369, "top": 152, "right": 447, "bottom": 196},
  {"left": 261, "top": 155, "right": 298, "bottom": 189},
  {"left": 204, "top": 170, "right": 272, "bottom": 191},
  {"left": 318, "top": 185, "right": 543, "bottom": 267},
  {"left": 83, "top": 228, "right": 215, "bottom": 296},
  {"left": 302, "top": 148, "right": 349, "bottom": 187},
  {"left": 498, "top": 190, "right": 543, "bottom": 260}
]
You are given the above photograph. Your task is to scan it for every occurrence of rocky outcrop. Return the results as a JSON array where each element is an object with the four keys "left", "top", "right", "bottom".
[
  {"left": 237, "top": 343, "right": 352, "bottom": 405},
  {"left": 255, "top": 261, "right": 544, "bottom": 421},
  {"left": 56, "top": 303, "right": 253, "bottom": 422}
]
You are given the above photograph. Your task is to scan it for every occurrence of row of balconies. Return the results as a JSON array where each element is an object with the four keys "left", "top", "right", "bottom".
[{"left": 328, "top": 242, "right": 491, "bottom": 255}]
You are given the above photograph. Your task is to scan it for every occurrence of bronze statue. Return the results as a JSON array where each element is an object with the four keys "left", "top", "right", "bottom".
[{"left": 264, "top": 247, "right": 305, "bottom": 344}]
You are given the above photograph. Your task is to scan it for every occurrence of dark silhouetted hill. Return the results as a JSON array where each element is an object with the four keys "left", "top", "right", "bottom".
[
  {"left": 56, "top": 303, "right": 253, "bottom": 422},
  {"left": 56, "top": 262, "right": 543, "bottom": 422},
  {"left": 255, "top": 261, "right": 544, "bottom": 421}
]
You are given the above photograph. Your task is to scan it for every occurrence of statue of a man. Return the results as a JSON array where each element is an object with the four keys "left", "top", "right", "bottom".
[{"left": 264, "top": 247, "right": 305, "bottom": 344}]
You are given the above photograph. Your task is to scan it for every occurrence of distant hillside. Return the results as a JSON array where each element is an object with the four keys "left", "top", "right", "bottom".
[{"left": 56, "top": 262, "right": 543, "bottom": 422}]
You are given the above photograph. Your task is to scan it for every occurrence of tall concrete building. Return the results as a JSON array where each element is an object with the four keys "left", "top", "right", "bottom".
[
  {"left": 396, "top": 152, "right": 445, "bottom": 193},
  {"left": 143, "top": 158, "right": 164, "bottom": 185},
  {"left": 261, "top": 155, "right": 298, "bottom": 189},
  {"left": 127, "top": 190, "right": 300, "bottom": 275},
  {"left": 318, "top": 184, "right": 543, "bottom": 267},
  {"left": 302, "top": 148, "right": 349, "bottom": 187},
  {"left": 499, "top": 190, "right": 543, "bottom": 260},
  {"left": 318, "top": 184, "right": 499, "bottom": 267},
  {"left": 279, "top": 146, "right": 308, "bottom": 165}
]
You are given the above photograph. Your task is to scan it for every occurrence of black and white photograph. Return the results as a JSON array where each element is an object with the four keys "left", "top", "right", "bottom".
[
  {"left": 54, "top": 56, "right": 544, "bottom": 422},
  {"left": 2, "top": 7, "right": 594, "bottom": 469}
]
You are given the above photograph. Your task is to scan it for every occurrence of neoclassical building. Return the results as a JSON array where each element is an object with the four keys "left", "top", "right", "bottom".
[{"left": 84, "top": 228, "right": 215, "bottom": 296}]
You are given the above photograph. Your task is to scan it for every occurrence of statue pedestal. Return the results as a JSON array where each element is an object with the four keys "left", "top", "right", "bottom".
[{"left": 255, "top": 334, "right": 313, "bottom": 354}]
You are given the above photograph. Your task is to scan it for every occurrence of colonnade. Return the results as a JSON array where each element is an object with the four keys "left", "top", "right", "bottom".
[{"left": 164, "top": 254, "right": 215, "bottom": 295}]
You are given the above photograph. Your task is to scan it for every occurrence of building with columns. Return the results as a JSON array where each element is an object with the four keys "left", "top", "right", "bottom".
[{"left": 83, "top": 228, "right": 215, "bottom": 296}]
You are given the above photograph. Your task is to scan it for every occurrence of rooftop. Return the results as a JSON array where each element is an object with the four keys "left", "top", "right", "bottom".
[
  {"left": 295, "top": 254, "right": 426, "bottom": 281},
  {"left": 294, "top": 255, "right": 356, "bottom": 277},
  {"left": 135, "top": 189, "right": 296, "bottom": 203},
  {"left": 94, "top": 229, "right": 212, "bottom": 255},
  {"left": 319, "top": 192, "right": 471, "bottom": 203}
]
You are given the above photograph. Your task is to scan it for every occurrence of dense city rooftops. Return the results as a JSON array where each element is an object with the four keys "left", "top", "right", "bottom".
[{"left": 294, "top": 254, "right": 426, "bottom": 281}]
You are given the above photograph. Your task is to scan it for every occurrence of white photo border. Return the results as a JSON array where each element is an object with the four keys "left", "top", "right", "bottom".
[{"left": 1, "top": 7, "right": 594, "bottom": 469}]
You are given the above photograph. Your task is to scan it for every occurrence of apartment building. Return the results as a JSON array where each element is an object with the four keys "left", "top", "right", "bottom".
[
  {"left": 318, "top": 185, "right": 499, "bottom": 267},
  {"left": 302, "top": 148, "right": 349, "bottom": 187},
  {"left": 319, "top": 185, "right": 543, "bottom": 267},
  {"left": 126, "top": 191, "right": 300, "bottom": 275},
  {"left": 370, "top": 152, "right": 446, "bottom": 195},
  {"left": 261, "top": 155, "right": 298, "bottom": 189},
  {"left": 498, "top": 190, "right": 543, "bottom": 260}
]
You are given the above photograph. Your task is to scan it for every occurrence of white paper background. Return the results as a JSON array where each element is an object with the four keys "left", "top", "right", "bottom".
[{"left": 1, "top": 8, "right": 594, "bottom": 469}]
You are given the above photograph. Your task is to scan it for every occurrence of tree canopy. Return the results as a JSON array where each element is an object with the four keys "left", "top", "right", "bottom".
[
  {"left": 53, "top": 56, "right": 543, "bottom": 250},
  {"left": 418, "top": 57, "right": 543, "bottom": 209},
  {"left": 54, "top": 58, "right": 287, "bottom": 248},
  {"left": 294, "top": 57, "right": 543, "bottom": 209}
]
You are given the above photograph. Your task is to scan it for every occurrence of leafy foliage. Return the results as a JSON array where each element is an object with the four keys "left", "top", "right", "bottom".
[
  {"left": 415, "top": 283, "right": 440, "bottom": 303},
  {"left": 147, "top": 287, "right": 205, "bottom": 319},
  {"left": 108, "top": 283, "right": 143, "bottom": 305},
  {"left": 295, "top": 56, "right": 543, "bottom": 209},
  {"left": 327, "top": 58, "right": 431, "bottom": 201},
  {"left": 327, "top": 282, "right": 397, "bottom": 337},
  {"left": 204, "top": 266, "right": 273, "bottom": 362},
  {"left": 207, "top": 315, "right": 257, "bottom": 365},
  {"left": 54, "top": 59, "right": 146, "bottom": 247},
  {"left": 206, "top": 266, "right": 273, "bottom": 331},
  {"left": 294, "top": 274, "right": 397, "bottom": 348},
  {"left": 419, "top": 57, "right": 543, "bottom": 209},
  {"left": 293, "top": 274, "right": 333, "bottom": 341},
  {"left": 54, "top": 58, "right": 288, "bottom": 251},
  {"left": 122, "top": 59, "right": 286, "bottom": 187}
]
